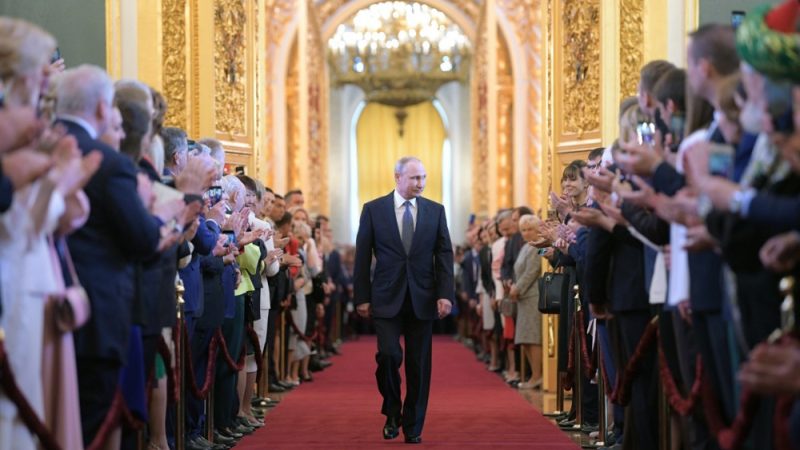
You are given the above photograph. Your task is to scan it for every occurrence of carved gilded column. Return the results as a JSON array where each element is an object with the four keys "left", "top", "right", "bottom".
[
  {"left": 305, "top": 1, "right": 329, "bottom": 215},
  {"left": 471, "top": 2, "right": 491, "bottom": 215},
  {"left": 162, "top": 0, "right": 188, "bottom": 129},
  {"left": 496, "top": 31, "right": 513, "bottom": 210}
]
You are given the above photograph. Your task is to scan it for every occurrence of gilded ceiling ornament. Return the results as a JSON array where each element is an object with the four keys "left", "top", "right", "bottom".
[
  {"left": 162, "top": 0, "right": 187, "bottom": 129},
  {"left": 620, "top": 0, "right": 644, "bottom": 99},
  {"left": 315, "top": 0, "right": 482, "bottom": 29},
  {"left": 214, "top": 0, "right": 248, "bottom": 136},
  {"left": 561, "top": 0, "right": 600, "bottom": 134}
]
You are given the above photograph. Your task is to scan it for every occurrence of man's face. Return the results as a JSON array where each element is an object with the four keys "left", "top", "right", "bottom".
[
  {"left": 262, "top": 192, "right": 275, "bottom": 217},
  {"left": 498, "top": 218, "right": 511, "bottom": 237},
  {"left": 395, "top": 160, "right": 426, "bottom": 199},
  {"left": 100, "top": 107, "right": 125, "bottom": 150},
  {"left": 271, "top": 198, "right": 286, "bottom": 220},
  {"left": 244, "top": 189, "right": 257, "bottom": 210},
  {"left": 686, "top": 41, "right": 708, "bottom": 101},
  {"left": 288, "top": 193, "right": 305, "bottom": 208},
  {"left": 587, "top": 156, "right": 601, "bottom": 174},
  {"left": 174, "top": 142, "right": 188, "bottom": 172}
]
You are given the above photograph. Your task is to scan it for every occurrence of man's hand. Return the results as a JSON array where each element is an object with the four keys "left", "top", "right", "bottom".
[
  {"left": 357, "top": 303, "right": 372, "bottom": 318},
  {"left": 589, "top": 303, "right": 613, "bottom": 320},
  {"left": 583, "top": 166, "right": 617, "bottom": 194},
  {"left": 437, "top": 299, "right": 452, "bottom": 319},
  {"left": 571, "top": 207, "right": 616, "bottom": 231},
  {"left": 281, "top": 253, "right": 302, "bottom": 267},
  {"left": 2, "top": 148, "right": 53, "bottom": 189},
  {"left": 738, "top": 343, "right": 800, "bottom": 396},
  {"left": 676, "top": 300, "right": 692, "bottom": 325},
  {"left": 206, "top": 200, "right": 226, "bottom": 225},
  {"left": 617, "top": 137, "right": 665, "bottom": 176},
  {"left": 267, "top": 248, "right": 284, "bottom": 265},
  {"left": 175, "top": 155, "right": 216, "bottom": 195},
  {"left": 620, "top": 175, "right": 657, "bottom": 209},
  {"left": 760, "top": 231, "right": 800, "bottom": 272},
  {"left": 212, "top": 234, "right": 228, "bottom": 257},
  {"left": 684, "top": 225, "right": 716, "bottom": 252}
]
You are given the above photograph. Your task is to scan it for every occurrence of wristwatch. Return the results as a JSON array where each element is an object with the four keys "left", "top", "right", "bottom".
[
  {"left": 696, "top": 193, "right": 712, "bottom": 220},
  {"left": 728, "top": 189, "right": 745, "bottom": 215}
]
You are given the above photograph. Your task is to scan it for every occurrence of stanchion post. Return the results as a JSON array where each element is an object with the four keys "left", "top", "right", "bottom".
[
  {"left": 206, "top": 376, "right": 215, "bottom": 443},
  {"left": 595, "top": 329, "right": 608, "bottom": 448},
  {"left": 571, "top": 285, "right": 582, "bottom": 431},
  {"left": 279, "top": 310, "right": 286, "bottom": 380},
  {"left": 175, "top": 278, "right": 186, "bottom": 450},
  {"left": 658, "top": 365, "right": 670, "bottom": 450}
]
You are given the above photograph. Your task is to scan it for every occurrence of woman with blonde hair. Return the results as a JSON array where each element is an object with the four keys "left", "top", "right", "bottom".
[{"left": 509, "top": 214, "right": 544, "bottom": 389}]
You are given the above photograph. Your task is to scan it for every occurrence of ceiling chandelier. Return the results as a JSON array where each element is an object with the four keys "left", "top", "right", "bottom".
[{"left": 327, "top": 1, "right": 471, "bottom": 108}]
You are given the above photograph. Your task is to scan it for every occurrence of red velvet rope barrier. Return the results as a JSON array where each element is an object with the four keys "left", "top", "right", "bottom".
[
  {"left": 244, "top": 324, "right": 264, "bottom": 380},
  {"left": 657, "top": 338, "right": 703, "bottom": 416},
  {"left": 576, "top": 309, "right": 597, "bottom": 377},
  {"left": 178, "top": 324, "right": 219, "bottom": 400},
  {"left": 86, "top": 390, "right": 124, "bottom": 450},
  {"left": 215, "top": 328, "right": 246, "bottom": 371},
  {"left": 564, "top": 315, "right": 576, "bottom": 391},
  {"left": 0, "top": 339, "right": 61, "bottom": 450},
  {"left": 157, "top": 336, "right": 178, "bottom": 403},
  {"left": 699, "top": 333, "right": 799, "bottom": 450}
]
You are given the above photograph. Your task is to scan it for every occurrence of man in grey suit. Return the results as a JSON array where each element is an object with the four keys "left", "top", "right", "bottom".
[{"left": 354, "top": 157, "right": 455, "bottom": 444}]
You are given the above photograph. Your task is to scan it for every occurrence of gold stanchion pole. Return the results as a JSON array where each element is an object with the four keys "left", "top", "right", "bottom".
[
  {"left": 279, "top": 310, "right": 286, "bottom": 381},
  {"left": 570, "top": 285, "right": 582, "bottom": 432},
  {"left": 658, "top": 375, "right": 670, "bottom": 450},
  {"left": 544, "top": 314, "right": 565, "bottom": 417},
  {"left": 175, "top": 278, "right": 186, "bottom": 450}
]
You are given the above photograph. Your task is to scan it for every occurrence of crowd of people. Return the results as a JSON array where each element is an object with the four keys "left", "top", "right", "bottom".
[
  {"left": 0, "top": 17, "right": 354, "bottom": 450},
  {"left": 451, "top": 3, "right": 800, "bottom": 450}
]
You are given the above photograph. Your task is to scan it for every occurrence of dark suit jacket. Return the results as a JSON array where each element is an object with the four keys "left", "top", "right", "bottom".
[
  {"left": 61, "top": 119, "right": 161, "bottom": 363},
  {"left": 501, "top": 232, "right": 524, "bottom": 281},
  {"left": 461, "top": 250, "right": 480, "bottom": 301},
  {"left": 179, "top": 216, "right": 219, "bottom": 317},
  {"left": 585, "top": 220, "right": 649, "bottom": 313},
  {"left": 353, "top": 192, "right": 455, "bottom": 320},
  {"left": 479, "top": 246, "right": 494, "bottom": 298}
]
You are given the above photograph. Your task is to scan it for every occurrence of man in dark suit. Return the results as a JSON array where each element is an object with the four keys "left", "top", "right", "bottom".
[
  {"left": 54, "top": 65, "right": 162, "bottom": 444},
  {"left": 354, "top": 156, "right": 455, "bottom": 444}
]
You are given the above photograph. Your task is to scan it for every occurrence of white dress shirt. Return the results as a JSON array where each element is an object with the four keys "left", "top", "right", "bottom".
[{"left": 393, "top": 189, "right": 418, "bottom": 233}]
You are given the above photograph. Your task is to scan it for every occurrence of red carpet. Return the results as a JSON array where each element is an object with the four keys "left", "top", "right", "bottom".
[{"left": 237, "top": 336, "right": 579, "bottom": 449}]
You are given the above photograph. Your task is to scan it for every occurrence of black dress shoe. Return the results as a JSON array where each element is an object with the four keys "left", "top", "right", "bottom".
[
  {"left": 404, "top": 435, "right": 422, "bottom": 444},
  {"left": 383, "top": 416, "right": 401, "bottom": 440},
  {"left": 186, "top": 437, "right": 211, "bottom": 450},
  {"left": 268, "top": 383, "right": 287, "bottom": 393},
  {"left": 218, "top": 427, "right": 243, "bottom": 439},
  {"left": 213, "top": 431, "right": 236, "bottom": 445}
]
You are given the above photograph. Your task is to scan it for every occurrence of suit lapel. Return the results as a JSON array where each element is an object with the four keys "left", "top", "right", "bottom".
[
  {"left": 410, "top": 197, "right": 428, "bottom": 253},
  {"left": 384, "top": 193, "right": 405, "bottom": 252}
]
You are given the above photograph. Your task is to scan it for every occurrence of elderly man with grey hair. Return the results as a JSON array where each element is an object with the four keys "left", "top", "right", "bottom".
[{"left": 54, "top": 64, "right": 163, "bottom": 445}]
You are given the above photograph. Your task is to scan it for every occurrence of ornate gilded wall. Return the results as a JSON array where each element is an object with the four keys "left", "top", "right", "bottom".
[
  {"left": 496, "top": 30, "right": 513, "bottom": 210},
  {"left": 620, "top": 0, "right": 645, "bottom": 98},
  {"left": 305, "top": 1, "right": 329, "bottom": 214},
  {"left": 162, "top": 0, "right": 187, "bottom": 129},
  {"left": 286, "top": 39, "right": 301, "bottom": 190},
  {"left": 471, "top": 3, "right": 490, "bottom": 215},
  {"left": 214, "top": 0, "right": 247, "bottom": 137},
  {"left": 560, "top": 0, "right": 600, "bottom": 135}
]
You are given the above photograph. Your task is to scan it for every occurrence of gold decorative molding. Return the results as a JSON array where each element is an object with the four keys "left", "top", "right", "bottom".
[
  {"left": 306, "top": 2, "right": 329, "bottom": 215},
  {"left": 497, "top": 30, "right": 513, "bottom": 210},
  {"left": 620, "top": 0, "right": 644, "bottom": 99},
  {"left": 286, "top": 39, "right": 301, "bottom": 190},
  {"left": 560, "top": 0, "right": 600, "bottom": 135},
  {"left": 471, "top": 3, "right": 490, "bottom": 215},
  {"left": 162, "top": 0, "right": 187, "bottom": 128},
  {"left": 497, "top": 0, "right": 544, "bottom": 210},
  {"left": 214, "top": 0, "right": 248, "bottom": 136}
]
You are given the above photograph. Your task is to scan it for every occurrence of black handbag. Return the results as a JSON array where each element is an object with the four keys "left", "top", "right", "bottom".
[{"left": 538, "top": 270, "right": 568, "bottom": 314}]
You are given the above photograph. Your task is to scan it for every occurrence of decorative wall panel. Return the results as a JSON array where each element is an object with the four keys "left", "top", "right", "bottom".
[
  {"left": 162, "top": 0, "right": 187, "bottom": 128},
  {"left": 286, "top": 39, "right": 301, "bottom": 190},
  {"left": 497, "top": 0, "right": 543, "bottom": 210},
  {"left": 472, "top": 6, "right": 490, "bottom": 215},
  {"left": 620, "top": 0, "right": 644, "bottom": 99},
  {"left": 560, "top": 0, "right": 600, "bottom": 135},
  {"left": 214, "top": 0, "right": 247, "bottom": 136},
  {"left": 306, "top": 2, "right": 329, "bottom": 214},
  {"left": 497, "top": 30, "right": 513, "bottom": 210}
]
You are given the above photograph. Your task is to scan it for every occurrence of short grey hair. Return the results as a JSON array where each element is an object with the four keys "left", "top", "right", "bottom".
[
  {"left": 518, "top": 214, "right": 541, "bottom": 229},
  {"left": 496, "top": 209, "right": 513, "bottom": 223},
  {"left": 160, "top": 127, "right": 187, "bottom": 163},
  {"left": 394, "top": 156, "right": 422, "bottom": 175},
  {"left": 55, "top": 65, "right": 114, "bottom": 117},
  {"left": 220, "top": 174, "right": 245, "bottom": 199}
]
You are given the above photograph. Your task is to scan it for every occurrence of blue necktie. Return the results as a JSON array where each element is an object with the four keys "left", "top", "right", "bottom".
[{"left": 402, "top": 200, "right": 414, "bottom": 254}]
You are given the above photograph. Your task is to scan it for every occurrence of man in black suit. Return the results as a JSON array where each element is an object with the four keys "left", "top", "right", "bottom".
[
  {"left": 354, "top": 157, "right": 455, "bottom": 444},
  {"left": 55, "top": 65, "right": 163, "bottom": 444}
]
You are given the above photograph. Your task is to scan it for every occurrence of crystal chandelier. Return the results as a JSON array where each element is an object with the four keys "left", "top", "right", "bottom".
[{"left": 327, "top": 1, "right": 471, "bottom": 108}]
